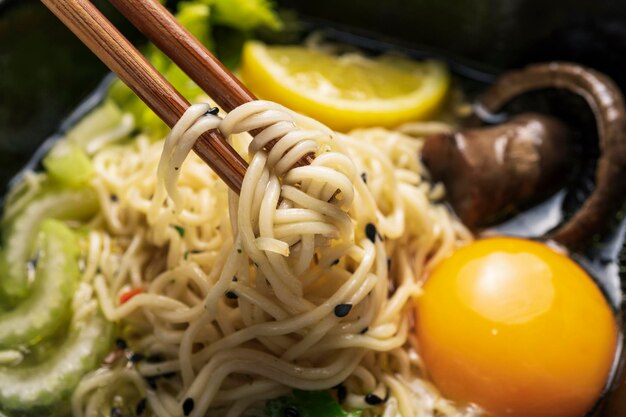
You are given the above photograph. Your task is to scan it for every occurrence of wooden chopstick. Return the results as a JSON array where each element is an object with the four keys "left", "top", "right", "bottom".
[
  {"left": 106, "top": 0, "right": 314, "bottom": 165},
  {"left": 107, "top": 0, "right": 254, "bottom": 113},
  {"left": 41, "top": 0, "right": 247, "bottom": 193}
]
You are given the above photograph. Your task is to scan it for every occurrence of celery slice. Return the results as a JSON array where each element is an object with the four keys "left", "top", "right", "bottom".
[
  {"left": 0, "top": 220, "right": 79, "bottom": 348},
  {"left": 1, "top": 189, "right": 98, "bottom": 300},
  {"left": 0, "top": 311, "right": 112, "bottom": 413},
  {"left": 65, "top": 100, "right": 129, "bottom": 152},
  {"left": 211, "top": 0, "right": 282, "bottom": 31},
  {"left": 43, "top": 142, "right": 94, "bottom": 188}
]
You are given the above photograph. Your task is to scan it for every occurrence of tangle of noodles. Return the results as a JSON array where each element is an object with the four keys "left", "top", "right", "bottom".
[{"left": 70, "top": 99, "right": 480, "bottom": 417}]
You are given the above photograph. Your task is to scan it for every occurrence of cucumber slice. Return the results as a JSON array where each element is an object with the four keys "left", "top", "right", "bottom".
[
  {"left": 0, "top": 220, "right": 79, "bottom": 349},
  {"left": 0, "top": 311, "right": 112, "bottom": 414},
  {"left": 1, "top": 189, "right": 98, "bottom": 300},
  {"left": 43, "top": 142, "right": 94, "bottom": 188}
]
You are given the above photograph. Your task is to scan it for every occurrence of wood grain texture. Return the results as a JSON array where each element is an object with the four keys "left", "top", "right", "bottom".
[
  {"left": 107, "top": 0, "right": 255, "bottom": 112},
  {"left": 41, "top": 0, "right": 246, "bottom": 193},
  {"left": 107, "top": 0, "right": 314, "bottom": 165}
]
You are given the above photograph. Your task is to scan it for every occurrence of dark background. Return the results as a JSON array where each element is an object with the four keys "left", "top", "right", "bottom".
[
  {"left": 2, "top": 0, "right": 626, "bottom": 193},
  {"left": 277, "top": 0, "right": 626, "bottom": 76},
  {"left": 0, "top": 0, "right": 151, "bottom": 192}
]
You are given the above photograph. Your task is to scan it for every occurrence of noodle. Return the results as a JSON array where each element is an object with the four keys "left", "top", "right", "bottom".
[{"left": 70, "top": 98, "right": 477, "bottom": 417}]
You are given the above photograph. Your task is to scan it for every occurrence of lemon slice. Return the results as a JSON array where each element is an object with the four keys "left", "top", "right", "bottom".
[{"left": 240, "top": 41, "right": 450, "bottom": 132}]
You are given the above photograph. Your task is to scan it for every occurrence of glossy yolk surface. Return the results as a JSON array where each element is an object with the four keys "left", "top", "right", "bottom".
[{"left": 416, "top": 237, "right": 618, "bottom": 417}]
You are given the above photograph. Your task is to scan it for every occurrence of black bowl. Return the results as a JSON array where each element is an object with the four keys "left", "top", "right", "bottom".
[{"left": 1, "top": 0, "right": 626, "bottom": 415}]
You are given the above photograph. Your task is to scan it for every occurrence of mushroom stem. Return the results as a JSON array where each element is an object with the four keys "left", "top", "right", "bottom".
[
  {"left": 477, "top": 63, "right": 626, "bottom": 250},
  {"left": 423, "top": 62, "right": 626, "bottom": 251}
]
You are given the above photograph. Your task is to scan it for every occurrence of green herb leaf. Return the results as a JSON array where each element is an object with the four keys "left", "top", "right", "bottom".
[
  {"left": 266, "top": 390, "right": 361, "bottom": 417},
  {"left": 172, "top": 225, "right": 186, "bottom": 237},
  {"left": 106, "top": 0, "right": 282, "bottom": 134}
]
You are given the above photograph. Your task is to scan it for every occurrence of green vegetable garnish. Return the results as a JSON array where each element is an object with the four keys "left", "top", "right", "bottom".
[
  {"left": 173, "top": 225, "right": 186, "bottom": 237},
  {"left": 0, "top": 220, "right": 79, "bottom": 349},
  {"left": 210, "top": 0, "right": 282, "bottom": 31},
  {"left": 65, "top": 99, "right": 127, "bottom": 151},
  {"left": 177, "top": 2, "right": 215, "bottom": 49},
  {"left": 266, "top": 390, "right": 362, "bottom": 417},
  {"left": 43, "top": 142, "right": 94, "bottom": 188},
  {"left": 106, "top": 0, "right": 282, "bottom": 135},
  {"left": 1, "top": 189, "right": 98, "bottom": 302},
  {"left": 0, "top": 310, "right": 112, "bottom": 413},
  {"left": 0, "top": 221, "right": 113, "bottom": 414}
]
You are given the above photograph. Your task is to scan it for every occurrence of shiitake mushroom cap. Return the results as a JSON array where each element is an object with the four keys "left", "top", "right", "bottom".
[{"left": 422, "top": 62, "right": 626, "bottom": 251}]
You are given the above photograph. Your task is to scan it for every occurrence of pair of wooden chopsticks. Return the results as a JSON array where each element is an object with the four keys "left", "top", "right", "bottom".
[{"left": 40, "top": 0, "right": 279, "bottom": 194}]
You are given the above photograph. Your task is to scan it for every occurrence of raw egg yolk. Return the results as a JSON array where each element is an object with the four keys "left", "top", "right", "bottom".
[{"left": 416, "top": 237, "right": 618, "bottom": 417}]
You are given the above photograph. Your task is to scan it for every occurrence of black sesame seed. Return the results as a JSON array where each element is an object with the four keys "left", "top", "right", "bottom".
[
  {"left": 365, "top": 223, "right": 377, "bottom": 243},
  {"left": 129, "top": 353, "right": 144, "bottom": 363},
  {"left": 387, "top": 257, "right": 392, "bottom": 270},
  {"left": 145, "top": 376, "right": 158, "bottom": 390},
  {"left": 27, "top": 253, "right": 39, "bottom": 269},
  {"left": 174, "top": 167, "right": 179, "bottom": 171},
  {"left": 115, "top": 338, "right": 127, "bottom": 350},
  {"left": 183, "top": 398, "right": 195, "bottom": 416},
  {"left": 360, "top": 327, "right": 369, "bottom": 334},
  {"left": 237, "top": 248, "right": 242, "bottom": 254},
  {"left": 110, "top": 407, "right": 123, "bottom": 417},
  {"left": 206, "top": 107, "right": 220, "bottom": 116},
  {"left": 331, "top": 259, "right": 340, "bottom": 266},
  {"left": 225, "top": 291, "right": 238, "bottom": 299},
  {"left": 146, "top": 354, "right": 164, "bottom": 364},
  {"left": 111, "top": 194, "right": 119, "bottom": 202},
  {"left": 361, "top": 172, "right": 367, "bottom": 184},
  {"left": 337, "top": 385, "right": 347, "bottom": 403},
  {"left": 600, "top": 256, "right": 613, "bottom": 265},
  {"left": 232, "top": 276, "right": 238, "bottom": 282},
  {"left": 334, "top": 303, "right": 352, "bottom": 318},
  {"left": 365, "top": 393, "right": 384, "bottom": 405},
  {"left": 283, "top": 406, "right": 300, "bottom": 417},
  {"left": 136, "top": 398, "right": 147, "bottom": 416}
]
